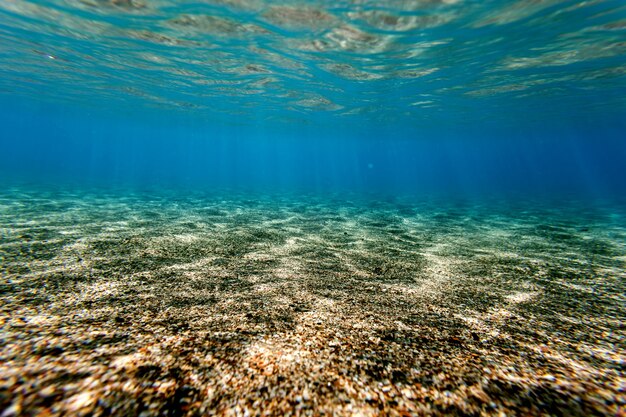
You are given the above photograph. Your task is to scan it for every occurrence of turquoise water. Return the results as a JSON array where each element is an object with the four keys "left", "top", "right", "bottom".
[
  {"left": 0, "top": 0, "right": 625, "bottom": 196},
  {"left": 1, "top": 1, "right": 626, "bottom": 416},
  {"left": 1, "top": 0, "right": 626, "bottom": 127}
]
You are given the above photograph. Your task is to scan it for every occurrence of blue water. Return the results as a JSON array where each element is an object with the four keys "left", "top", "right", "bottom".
[
  {"left": 2, "top": 2, "right": 626, "bottom": 415},
  {"left": 0, "top": 0, "right": 625, "bottom": 198}
]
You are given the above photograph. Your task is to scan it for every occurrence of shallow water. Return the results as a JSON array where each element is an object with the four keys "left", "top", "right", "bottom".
[
  {"left": 1, "top": 0, "right": 626, "bottom": 415},
  {"left": 1, "top": 186, "right": 624, "bottom": 414}
]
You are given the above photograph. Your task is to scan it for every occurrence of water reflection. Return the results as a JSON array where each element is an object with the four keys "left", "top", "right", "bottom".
[{"left": 0, "top": 0, "right": 624, "bottom": 124}]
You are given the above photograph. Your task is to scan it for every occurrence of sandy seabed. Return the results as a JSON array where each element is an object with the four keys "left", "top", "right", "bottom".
[{"left": 0, "top": 187, "right": 624, "bottom": 416}]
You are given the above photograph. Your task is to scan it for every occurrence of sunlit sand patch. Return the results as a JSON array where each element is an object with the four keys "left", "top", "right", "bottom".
[
  {"left": 416, "top": 245, "right": 457, "bottom": 295},
  {"left": 243, "top": 340, "right": 311, "bottom": 375},
  {"left": 504, "top": 291, "right": 535, "bottom": 304}
]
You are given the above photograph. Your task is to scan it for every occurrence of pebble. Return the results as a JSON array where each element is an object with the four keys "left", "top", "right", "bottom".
[{"left": 1, "top": 191, "right": 622, "bottom": 417}]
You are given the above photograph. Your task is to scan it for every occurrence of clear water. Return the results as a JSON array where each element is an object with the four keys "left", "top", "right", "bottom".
[
  {"left": 0, "top": 0, "right": 625, "bottom": 195},
  {"left": 1, "top": 0, "right": 625, "bottom": 416},
  {"left": 1, "top": 0, "right": 626, "bottom": 126}
]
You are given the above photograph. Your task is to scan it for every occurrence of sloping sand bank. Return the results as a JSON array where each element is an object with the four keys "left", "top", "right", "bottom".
[{"left": 1, "top": 189, "right": 624, "bottom": 416}]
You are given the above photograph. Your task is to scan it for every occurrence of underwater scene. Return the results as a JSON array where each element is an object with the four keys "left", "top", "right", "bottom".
[{"left": 1, "top": 0, "right": 625, "bottom": 416}]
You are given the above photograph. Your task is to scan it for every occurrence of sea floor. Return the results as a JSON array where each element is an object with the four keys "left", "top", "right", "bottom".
[{"left": 0, "top": 186, "right": 624, "bottom": 416}]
